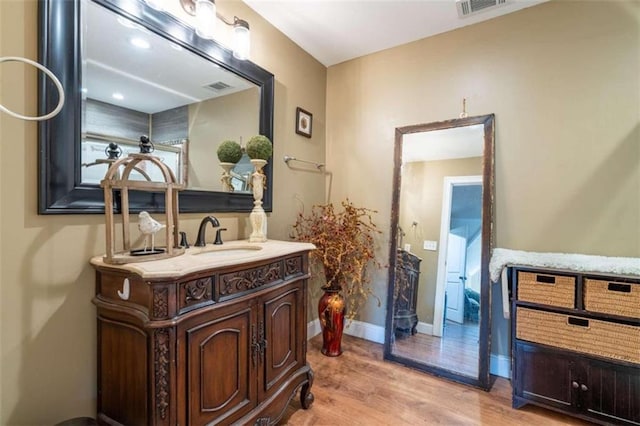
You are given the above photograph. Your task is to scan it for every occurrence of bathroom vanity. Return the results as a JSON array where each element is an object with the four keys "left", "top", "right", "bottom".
[{"left": 90, "top": 240, "right": 315, "bottom": 426}]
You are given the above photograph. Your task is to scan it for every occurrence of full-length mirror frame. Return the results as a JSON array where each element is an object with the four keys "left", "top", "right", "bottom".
[
  {"left": 38, "top": 0, "right": 274, "bottom": 214},
  {"left": 383, "top": 114, "right": 495, "bottom": 390}
]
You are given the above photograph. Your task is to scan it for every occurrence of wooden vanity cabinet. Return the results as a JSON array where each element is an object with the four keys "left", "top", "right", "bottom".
[
  {"left": 92, "top": 246, "right": 314, "bottom": 426},
  {"left": 510, "top": 267, "right": 640, "bottom": 425}
]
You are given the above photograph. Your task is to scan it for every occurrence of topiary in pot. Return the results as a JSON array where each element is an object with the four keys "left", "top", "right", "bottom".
[
  {"left": 217, "top": 140, "right": 243, "bottom": 164},
  {"left": 245, "top": 135, "right": 273, "bottom": 161}
]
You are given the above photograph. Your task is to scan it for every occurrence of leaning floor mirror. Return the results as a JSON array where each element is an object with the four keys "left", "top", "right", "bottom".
[{"left": 384, "top": 114, "right": 495, "bottom": 390}]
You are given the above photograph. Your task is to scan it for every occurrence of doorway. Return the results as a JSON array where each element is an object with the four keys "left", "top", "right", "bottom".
[{"left": 434, "top": 177, "right": 483, "bottom": 338}]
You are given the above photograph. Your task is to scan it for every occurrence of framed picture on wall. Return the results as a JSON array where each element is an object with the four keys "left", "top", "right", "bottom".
[{"left": 296, "top": 107, "right": 313, "bottom": 138}]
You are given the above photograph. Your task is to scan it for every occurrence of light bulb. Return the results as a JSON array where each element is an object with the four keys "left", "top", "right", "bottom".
[
  {"left": 195, "top": 0, "right": 216, "bottom": 40},
  {"left": 232, "top": 18, "right": 250, "bottom": 60}
]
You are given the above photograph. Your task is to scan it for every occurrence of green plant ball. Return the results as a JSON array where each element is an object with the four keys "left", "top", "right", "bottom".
[
  {"left": 245, "top": 135, "right": 273, "bottom": 160},
  {"left": 217, "top": 140, "right": 243, "bottom": 163}
]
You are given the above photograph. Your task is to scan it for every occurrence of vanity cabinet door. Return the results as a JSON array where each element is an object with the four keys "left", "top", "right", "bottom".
[
  {"left": 182, "top": 299, "right": 257, "bottom": 425},
  {"left": 514, "top": 342, "right": 578, "bottom": 411},
  {"left": 260, "top": 282, "right": 305, "bottom": 401}
]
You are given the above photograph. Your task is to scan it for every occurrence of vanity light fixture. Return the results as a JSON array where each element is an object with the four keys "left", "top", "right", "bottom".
[
  {"left": 231, "top": 17, "right": 250, "bottom": 60},
  {"left": 180, "top": 0, "right": 251, "bottom": 60},
  {"left": 194, "top": 0, "right": 216, "bottom": 39}
]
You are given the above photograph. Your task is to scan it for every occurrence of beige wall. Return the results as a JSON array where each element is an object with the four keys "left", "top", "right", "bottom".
[
  {"left": 0, "top": 0, "right": 326, "bottom": 423},
  {"left": 400, "top": 157, "right": 483, "bottom": 324},
  {"left": 188, "top": 87, "right": 259, "bottom": 191},
  {"left": 326, "top": 0, "right": 640, "bottom": 359}
]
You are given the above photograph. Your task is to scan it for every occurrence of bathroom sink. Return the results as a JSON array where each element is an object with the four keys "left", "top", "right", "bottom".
[{"left": 192, "top": 245, "right": 263, "bottom": 258}]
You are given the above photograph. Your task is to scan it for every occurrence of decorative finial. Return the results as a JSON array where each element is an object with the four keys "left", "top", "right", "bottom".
[
  {"left": 459, "top": 98, "right": 468, "bottom": 118},
  {"left": 139, "top": 135, "right": 155, "bottom": 154},
  {"left": 105, "top": 142, "right": 122, "bottom": 160}
]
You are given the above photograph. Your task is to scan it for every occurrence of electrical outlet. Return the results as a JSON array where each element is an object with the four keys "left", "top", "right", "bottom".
[{"left": 423, "top": 240, "right": 438, "bottom": 251}]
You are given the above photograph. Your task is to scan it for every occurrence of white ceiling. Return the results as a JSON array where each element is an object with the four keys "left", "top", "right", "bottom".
[
  {"left": 243, "top": 0, "right": 548, "bottom": 66},
  {"left": 82, "top": 0, "right": 549, "bottom": 113},
  {"left": 403, "top": 123, "right": 484, "bottom": 162},
  {"left": 84, "top": 1, "right": 254, "bottom": 113}
]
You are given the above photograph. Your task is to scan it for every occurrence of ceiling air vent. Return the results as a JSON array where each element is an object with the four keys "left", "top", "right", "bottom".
[
  {"left": 205, "top": 81, "right": 232, "bottom": 91},
  {"left": 456, "top": 0, "right": 508, "bottom": 18}
]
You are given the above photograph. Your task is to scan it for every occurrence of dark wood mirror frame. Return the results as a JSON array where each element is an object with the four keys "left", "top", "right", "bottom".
[
  {"left": 383, "top": 114, "right": 495, "bottom": 390},
  {"left": 38, "top": 0, "right": 274, "bottom": 214}
]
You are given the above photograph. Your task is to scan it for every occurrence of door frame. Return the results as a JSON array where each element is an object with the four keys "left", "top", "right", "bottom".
[{"left": 433, "top": 175, "right": 482, "bottom": 337}]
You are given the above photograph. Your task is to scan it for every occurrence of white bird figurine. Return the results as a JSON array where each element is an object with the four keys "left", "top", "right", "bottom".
[{"left": 138, "top": 211, "right": 165, "bottom": 252}]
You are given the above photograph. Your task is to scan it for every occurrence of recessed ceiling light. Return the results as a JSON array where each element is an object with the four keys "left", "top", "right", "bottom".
[
  {"left": 81, "top": 88, "right": 88, "bottom": 93},
  {"left": 112, "top": 93, "right": 124, "bottom": 100},
  {"left": 117, "top": 16, "right": 143, "bottom": 30},
  {"left": 130, "top": 37, "right": 150, "bottom": 49},
  {"left": 143, "top": 0, "right": 166, "bottom": 12}
]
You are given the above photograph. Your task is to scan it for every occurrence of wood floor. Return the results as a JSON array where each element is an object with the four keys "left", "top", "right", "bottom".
[
  {"left": 393, "top": 320, "right": 479, "bottom": 378},
  {"left": 279, "top": 335, "right": 591, "bottom": 426}
]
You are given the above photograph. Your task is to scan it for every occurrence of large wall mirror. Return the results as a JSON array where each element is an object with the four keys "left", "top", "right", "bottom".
[
  {"left": 38, "top": 0, "right": 274, "bottom": 214},
  {"left": 384, "top": 114, "right": 495, "bottom": 390}
]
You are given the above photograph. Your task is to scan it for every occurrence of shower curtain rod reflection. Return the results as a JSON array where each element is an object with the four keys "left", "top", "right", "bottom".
[{"left": 283, "top": 155, "right": 324, "bottom": 170}]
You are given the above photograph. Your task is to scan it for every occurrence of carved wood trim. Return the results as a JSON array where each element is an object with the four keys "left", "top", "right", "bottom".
[
  {"left": 219, "top": 262, "right": 282, "bottom": 297},
  {"left": 153, "top": 287, "right": 169, "bottom": 319},
  {"left": 185, "top": 278, "right": 211, "bottom": 302},
  {"left": 154, "top": 328, "right": 170, "bottom": 420},
  {"left": 284, "top": 256, "right": 302, "bottom": 277}
]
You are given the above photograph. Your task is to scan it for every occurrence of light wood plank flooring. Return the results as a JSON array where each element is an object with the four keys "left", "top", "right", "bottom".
[
  {"left": 280, "top": 335, "right": 591, "bottom": 425},
  {"left": 393, "top": 320, "right": 479, "bottom": 378}
]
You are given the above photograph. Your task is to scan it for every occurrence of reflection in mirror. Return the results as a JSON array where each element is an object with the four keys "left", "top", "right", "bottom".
[
  {"left": 38, "top": 0, "right": 274, "bottom": 214},
  {"left": 80, "top": 0, "right": 260, "bottom": 192},
  {"left": 384, "top": 115, "right": 495, "bottom": 390}
]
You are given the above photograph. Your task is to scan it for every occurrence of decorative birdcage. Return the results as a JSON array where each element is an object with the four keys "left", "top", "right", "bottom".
[{"left": 101, "top": 139, "right": 185, "bottom": 264}]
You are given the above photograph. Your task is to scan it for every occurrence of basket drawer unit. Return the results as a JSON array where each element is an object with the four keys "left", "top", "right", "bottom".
[
  {"left": 584, "top": 278, "right": 640, "bottom": 319},
  {"left": 517, "top": 271, "right": 576, "bottom": 308},
  {"left": 516, "top": 307, "right": 640, "bottom": 364},
  {"left": 511, "top": 264, "right": 640, "bottom": 425}
]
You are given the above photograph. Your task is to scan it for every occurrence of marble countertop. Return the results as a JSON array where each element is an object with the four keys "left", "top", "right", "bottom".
[{"left": 90, "top": 239, "right": 315, "bottom": 279}]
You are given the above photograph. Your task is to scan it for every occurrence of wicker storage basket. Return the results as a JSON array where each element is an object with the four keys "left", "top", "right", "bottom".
[
  {"left": 517, "top": 272, "right": 576, "bottom": 308},
  {"left": 516, "top": 307, "right": 640, "bottom": 364},
  {"left": 584, "top": 279, "right": 640, "bottom": 319}
]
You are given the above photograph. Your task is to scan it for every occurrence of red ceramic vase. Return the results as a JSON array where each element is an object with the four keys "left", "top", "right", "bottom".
[{"left": 318, "top": 288, "right": 345, "bottom": 356}]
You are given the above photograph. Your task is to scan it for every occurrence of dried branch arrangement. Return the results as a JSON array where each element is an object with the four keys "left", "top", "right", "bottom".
[{"left": 292, "top": 199, "right": 383, "bottom": 320}]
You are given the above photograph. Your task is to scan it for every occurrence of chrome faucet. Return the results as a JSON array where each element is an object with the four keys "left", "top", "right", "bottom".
[{"left": 195, "top": 216, "right": 220, "bottom": 247}]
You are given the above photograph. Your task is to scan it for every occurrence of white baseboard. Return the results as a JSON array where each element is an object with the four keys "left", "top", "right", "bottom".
[
  {"left": 306, "top": 319, "right": 385, "bottom": 344},
  {"left": 416, "top": 321, "right": 433, "bottom": 335},
  {"left": 343, "top": 320, "right": 385, "bottom": 343},
  {"left": 307, "top": 319, "right": 321, "bottom": 339},
  {"left": 490, "top": 353, "right": 511, "bottom": 379}
]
